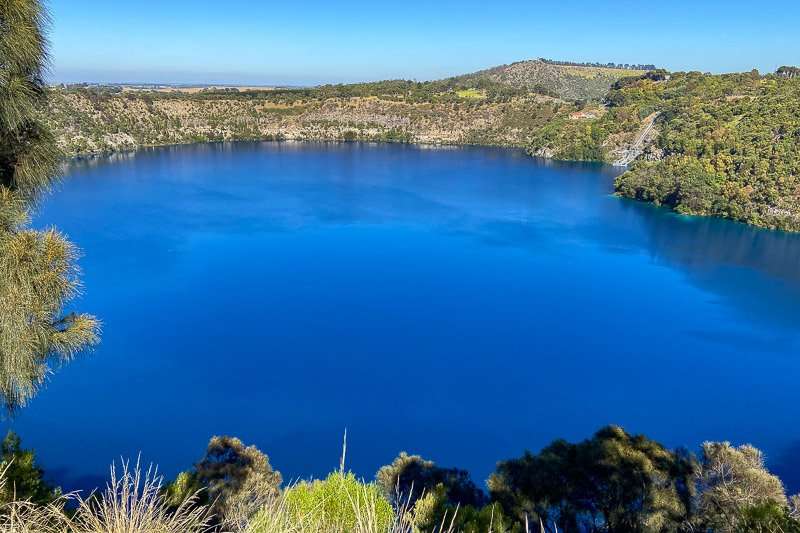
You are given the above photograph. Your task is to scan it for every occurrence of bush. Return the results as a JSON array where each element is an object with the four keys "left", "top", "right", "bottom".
[
  {"left": 281, "top": 472, "right": 394, "bottom": 532},
  {"left": 489, "top": 425, "right": 697, "bottom": 532},
  {"left": 165, "top": 435, "right": 282, "bottom": 527},
  {"left": 411, "top": 484, "right": 508, "bottom": 533},
  {"left": 376, "top": 452, "right": 485, "bottom": 509}
]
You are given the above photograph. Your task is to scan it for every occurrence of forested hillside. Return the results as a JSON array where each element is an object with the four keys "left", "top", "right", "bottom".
[
  {"left": 612, "top": 71, "right": 800, "bottom": 231},
  {"left": 514, "top": 69, "right": 800, "bottom": 231}
]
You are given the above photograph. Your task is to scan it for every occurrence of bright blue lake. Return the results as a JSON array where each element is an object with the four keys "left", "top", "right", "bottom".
[{"left": 8, "top": 141, "right": 800, "bottom": 492}]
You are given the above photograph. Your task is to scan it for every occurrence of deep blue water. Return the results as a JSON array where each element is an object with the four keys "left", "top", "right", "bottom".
[{"left": 7, "top": 142, "right": 800, "bottom": 493}]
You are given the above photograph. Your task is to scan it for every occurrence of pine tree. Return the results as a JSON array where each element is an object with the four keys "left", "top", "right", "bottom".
[{"left": 0, "top": 0, "right": 99, "bottom": 408}]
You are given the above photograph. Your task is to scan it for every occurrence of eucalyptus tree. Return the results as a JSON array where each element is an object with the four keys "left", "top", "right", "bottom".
[
  {"left": 0, "top": 0, "right": 99, "bottom": 408},
  {"left": 489, "top": 426, "right": 697, "bottom": 532}
]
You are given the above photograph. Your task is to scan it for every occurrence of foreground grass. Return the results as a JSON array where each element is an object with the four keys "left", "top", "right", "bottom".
[
  {"left": 0, "top": 459, "right": 211, "bottom": 533},
  {"left": 0, "top": 462, "right": 458, "bottom": 533}
]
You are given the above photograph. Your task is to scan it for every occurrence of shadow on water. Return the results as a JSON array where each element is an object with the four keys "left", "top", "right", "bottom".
[{"left": 611, "top": 198, "right": 800, "bottom": 330}]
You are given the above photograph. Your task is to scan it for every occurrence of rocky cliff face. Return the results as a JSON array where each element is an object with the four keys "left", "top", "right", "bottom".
[{"left": 45, "top": 89, "right": 566, "bottom": 156}]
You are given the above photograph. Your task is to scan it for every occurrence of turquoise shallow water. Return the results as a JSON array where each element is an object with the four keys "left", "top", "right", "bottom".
[{"left": 8, "top": 141, "right": 800, "bottom": 492}]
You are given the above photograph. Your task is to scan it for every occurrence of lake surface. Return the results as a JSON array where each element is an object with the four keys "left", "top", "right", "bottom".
[{"left": 8, "top": 142, "right": 800, "bottom": 493}]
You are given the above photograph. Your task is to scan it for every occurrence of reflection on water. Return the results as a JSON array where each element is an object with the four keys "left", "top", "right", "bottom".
[
  {"left": 10, "top": 141, "right": 800, "bottom": 494},
  {"left": 632, "top": 204, "right": 800, "bottom": 330}
]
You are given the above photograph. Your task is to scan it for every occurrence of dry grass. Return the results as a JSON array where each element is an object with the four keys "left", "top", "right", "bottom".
[
  {"left": 0, "top": 499, "right": 70, "bottom": 533},
  {"left": 71, "top": 458, "right": 212, "bottom": 533},
  {"left": 0, "top": 459, "right": 212, "bottom": 533}
]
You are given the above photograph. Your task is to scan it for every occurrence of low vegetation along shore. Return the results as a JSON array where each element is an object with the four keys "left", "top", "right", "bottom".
[
  {"left": 47, "top": 61, "right": 800, "bottom": 232},
  {"left": 1, "top": 426, "right": 799, "bottom": 533}
]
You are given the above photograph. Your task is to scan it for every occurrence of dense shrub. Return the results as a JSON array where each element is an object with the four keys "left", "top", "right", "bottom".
[
  {"left": 489, "top": 425, "right": 697, "bottom": 532},
  {"left": 376, "top": 452, "right": 485, "bottom": 509},
  {"left": 281, "top": 472, "right": 394, "bottom": 532},
  {"left": 165, "top": 435, "right": 282, "bottom": 527}
]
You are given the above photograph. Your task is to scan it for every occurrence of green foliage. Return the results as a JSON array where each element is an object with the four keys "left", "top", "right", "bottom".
[
  {"left": 163, "top": 470, "right": 203, "bottom": 509},
  {"left": 777, "top": 66, "right": 800, "bottom": 79},
  {"left": 165, "top": 435, "right": 282, "bottom": 525},
  {"left": 527, "top": 111, "right": 612, "bottom": 161},
  {"left": 460, "top": 59, "right": 648, "bottom": 101},
  {"left": 736, "top": 503, "right": 800, "bottom": 533},
  {"left": 488, "top": 425, "right": 697, "bottom": 532},
  {"left": 0, "top": 0, "right": 58, "bottom": 201},
  {"left": 610, "top": 71, "right": 800, "bottom": 231},
  {"left": 411, "top": 484, "right": 508, "bottom": 533},
  {"left": 283, "top": 471, "right": 394, "bottom": 532},
  {"left": 376, "top": 452, "right": 485, "bottom": 509},
  {"left": 0, "top": 0, "right": 100, "bottom": 409},
  {"left": 0, "top": 431, "right": 58, "bottom": 506}
]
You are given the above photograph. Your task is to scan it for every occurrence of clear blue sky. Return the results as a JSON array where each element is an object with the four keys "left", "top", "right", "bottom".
[{"left": 49, "top": 0, "right": 800, "bottom": 85}]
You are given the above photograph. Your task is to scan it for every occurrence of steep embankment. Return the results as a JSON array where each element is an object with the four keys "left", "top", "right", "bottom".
[{"left": 45, "top": 89, "right": 563, "bottom": 155}]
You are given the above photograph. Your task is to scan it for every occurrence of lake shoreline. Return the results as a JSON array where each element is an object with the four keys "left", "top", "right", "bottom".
[{"left": 63, "top": 138, "right": 799, "bottom": 236}]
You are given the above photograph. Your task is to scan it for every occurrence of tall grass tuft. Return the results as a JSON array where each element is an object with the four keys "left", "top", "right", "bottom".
[
  {"left": 244, "top": 474, "right": 452, "bottom": 533},
  {"left": 0, "top": 461, "right": 66, "bottom": 532},
  {"left": 70, "top": 458, "right": 212, "bottom": 533}
]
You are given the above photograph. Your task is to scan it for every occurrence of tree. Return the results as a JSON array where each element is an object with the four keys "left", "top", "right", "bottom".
[
  {"left": 165, "top": 436, "right": 282, "bottom": 525},
  {"left": 377, "top": 453, "right": 495, "bottom": 533},
  {"left": 776, "top": 66, "right": 800, "bottom": 79},
  {"left": 488, "top": 440, "right": 580, "bottom": 531},
  {"left": 695, "top": 442, "right": 790, "bottom": 532},
  {"left": 489, "top": 426, "right": 697, "bottom": 532},
  {"left": 0, "top": 0, "right": 99, "bottom": 409},
  {"left": 0, "top": 431, "right": 58, "bottom": 506},
  {"left": 376, "top": 452, "right": 485, "bottom": 509}
]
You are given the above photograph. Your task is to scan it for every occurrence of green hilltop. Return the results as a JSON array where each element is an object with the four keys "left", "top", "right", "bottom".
[{"left": 456, "top": 58, "right": 650, "bottom": 100}]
